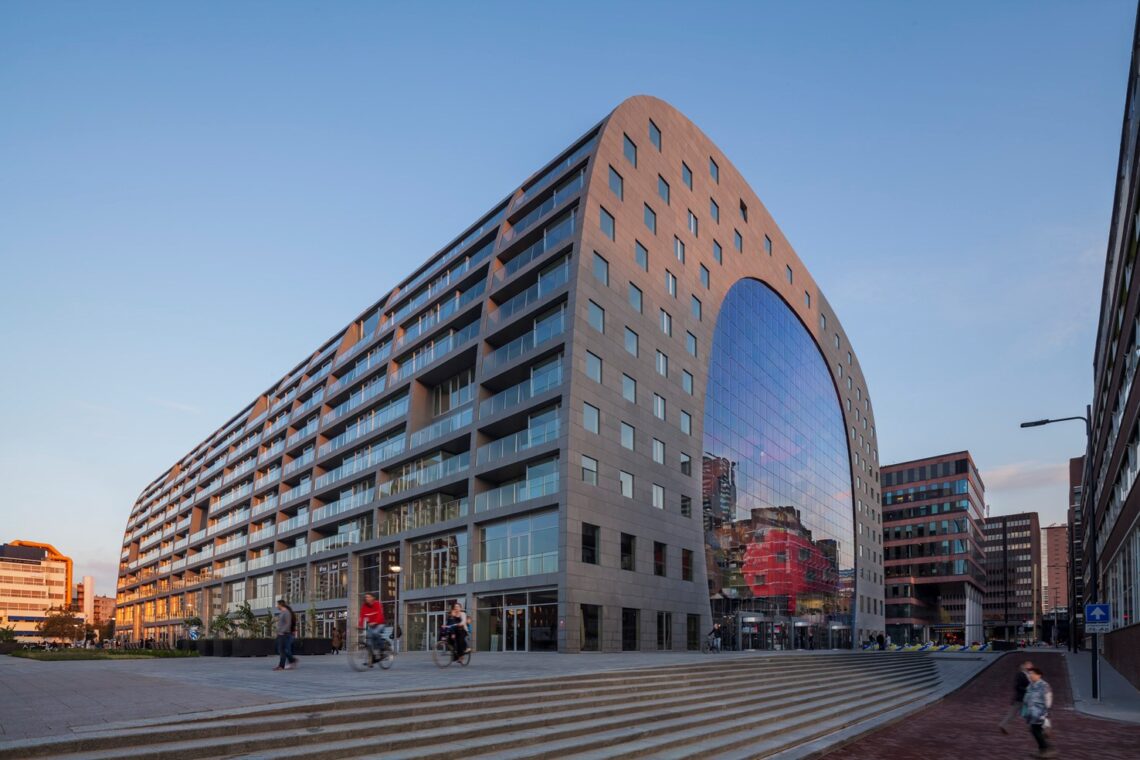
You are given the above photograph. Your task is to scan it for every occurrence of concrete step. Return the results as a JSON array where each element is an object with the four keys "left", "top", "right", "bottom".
[{"left": 1, "top": 653, "right": 943, "bottom": 760}]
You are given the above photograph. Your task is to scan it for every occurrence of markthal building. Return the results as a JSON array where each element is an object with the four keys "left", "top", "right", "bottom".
[{"left": 116, "top": 97, "right": 884, "bottom": 652}]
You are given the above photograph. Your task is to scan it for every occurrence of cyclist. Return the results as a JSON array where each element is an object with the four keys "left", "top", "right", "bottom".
[
  {"left": 358, "top": 593, "right": 387, "bottom": 663},
  {"left": 444, "top": 601, "right": 469, "bottom": 658}
]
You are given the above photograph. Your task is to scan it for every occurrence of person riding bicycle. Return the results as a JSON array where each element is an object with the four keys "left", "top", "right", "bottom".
[
  {"left": 444, "top": 601, "right": 469, "bottom": 658},
  {"left": 358, "top": 593, "right": 387, "bottom": 655}
]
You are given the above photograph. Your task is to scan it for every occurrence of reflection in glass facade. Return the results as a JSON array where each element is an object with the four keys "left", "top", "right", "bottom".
[{"left": 703, "top": 279, "right": 854, "bottom": 649}]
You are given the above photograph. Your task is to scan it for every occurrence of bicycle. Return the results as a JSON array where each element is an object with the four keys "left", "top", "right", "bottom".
[
  {"left": 348, "top": 624, "right": 394, "bottom": 672},
  {"left": 701, "top": 634, "right": 723, "bottom": 654},
  {"left": 432, "top": 624, "right": 471, "bottom": 668}
]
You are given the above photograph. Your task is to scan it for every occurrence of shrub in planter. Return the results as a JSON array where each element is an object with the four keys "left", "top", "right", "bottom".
[
  {"left": 195, "top": 638, "right": 215, "bottom": 656},
  {"left": 216, "top": 639, "right": 233, "bottom": 657},
  {"left": 175, "top": 638, "right": 192, "bottom": 651},
  {"left": 296, "top": 638, "right": 332, "bottom": 656}
]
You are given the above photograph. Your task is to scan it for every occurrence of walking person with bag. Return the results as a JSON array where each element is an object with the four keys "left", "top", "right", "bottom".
[
  {"left": 273, "top": 600, "right": 299, "bottom": 671},
  {"left": 1022, "top": 666, "right": 1056, "bottom": 758},
  {"left": 998, "top": 659, "right": 1032, "bottom": 734}
]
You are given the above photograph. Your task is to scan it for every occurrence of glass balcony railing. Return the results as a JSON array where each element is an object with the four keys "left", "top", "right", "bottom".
[
  {"left": 280, "top": 480, "right": 311, "bottom": 503},
  {"left": 515, "top": 133, "right": 597, "bottom": 209},
  {"left": 315, "top": 437, "right": 406, "bottom": 491},
  {"left": 188, "top": 546, "right": 214, "bottom": 564},
  {"left": 410, "top": 406, "right": 473, "bottom": 449},
  {"left": 310, "top": 529, "right": 367, "bottom": 555},
  {"left": 475, "top": 471, "right": 559, "bottom": 514},
  {"left": 476, "top": 418, "right": 560, "bottom": 466},
  {"left": 474, "top": 551, "right": 558, "bottom": 582},
  {"left": 249, "top": 524, "right": 276, "bottom": 543},
  {"left": 190, "top": 529, "right": 207, "bottom": 544},
  {"left": 328, "top": 344, "right": 392, "bottom": 394},
  {"left": 228, "top": 433, "right": 261, "bottom": 462},
  {"left": 323, "top": 378, "right": 388, "bottom": 426},
  {"left": 479, "top": 363, "right": 563, "bottom": 419},
  {"left": 300, "top": 362, "right": 332, "bottom": 392},
  {"left": 247, "top": 554, "right": 275, "bottom": 571},
  {"left": 173, "top": 537, "right": 189, "bottom": 551},
  {"left": 212, "top": 483, "right": 253, "bottom": 512},
  {"left": 270, "top": 389, "right": 297, "bottom": 415},
  {"left": 265, "top": 416, "right": 289, "bottom": 437},
  {"left": 380, "top": 452, "right": 470, "bottom": 498},
  {"left": 484, "top": 311, "right": 566, "bottom": 372},
  {"left": 502, "top": 170, "right": 584, "bottom": 244},
  {"left": 252, "top": 497, "right": 278, "bottom": 517},
  {"left": 292, "top": 388, "right": 325, "bottom": 420},
  {"left": 318, "top": 397, "right": 409, "bottom": 457},
  {"left": 394, "top": 207, "right": 504, "bottom": 311},
  {"left": 276, "top": 544, "right": 308, "bottom": 564},
  {"left": 287, "top": 418, "right": 319, "bottom": 447},
  {"left": 392, "top": 322, "right": 479, "bottom": 384},
  {"left": 489, "top": 260, "right": 570, "bottom": 328},
  {"left": 223, "top": 460, "right": 257, "bottom": 485},
  {"left": 207, "top": 509, "right": 249, "bottom": 536},
  {"left": 397, "top": 280, "right": 487, "bottom": 351},
  {"left": 255, "top": 470, "right": 280, "bottom": 490},
  {"left": 497, "top": 208, "right": 577, "bottom": 283},
  {"left": 215, "top": 534, "right": 248, "bottom": 555},
  {"left": 278, "top": 512, "right": 310, "bottom": 534},
  {"left": 258, "top": 441, "right": 285, "bottom": 464},
  {"left": 283, "top": 450, "right": 315, "bottom": 476},
  {"left": 217, "top": 561, "right": 246, "bottom": 578},
  {"left": 381, "top": 495, "right": 468, "bottom": 537},
  {"left": 311, "top": 488, "right": 375, "bottom": 523}
]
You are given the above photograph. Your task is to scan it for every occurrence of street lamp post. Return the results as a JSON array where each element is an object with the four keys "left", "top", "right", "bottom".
[
  {"left": 389, "top": 564, "right": 402, "bottom": 654},
  {"left": 1020, "top": 407, "right": 1099, "bottom": 700}
]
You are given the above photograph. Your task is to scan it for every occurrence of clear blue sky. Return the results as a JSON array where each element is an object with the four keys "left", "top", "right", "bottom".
[{"left": 1, "top": 1, "right": 1133, "bottom": 595}]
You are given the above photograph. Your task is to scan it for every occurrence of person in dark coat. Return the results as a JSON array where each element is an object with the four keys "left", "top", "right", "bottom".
[{"left": 998, "top": 659, "right": 1032, "bottom": 734}]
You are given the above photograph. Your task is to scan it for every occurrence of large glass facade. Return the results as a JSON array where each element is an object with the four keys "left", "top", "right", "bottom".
[{"left": 702, "top": 278, "right": 854, "bottom": 649}]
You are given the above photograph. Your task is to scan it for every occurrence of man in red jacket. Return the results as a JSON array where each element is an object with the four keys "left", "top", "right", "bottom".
[{"left": 358, "top": 593, "right": 386, "bottom": 658}]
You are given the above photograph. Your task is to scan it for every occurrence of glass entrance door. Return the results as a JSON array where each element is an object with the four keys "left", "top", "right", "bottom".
[
  {"left": 426, "top": 611, "right": 447, "bottom": 649},
  {"left": 504, "top": 605, "right": 527, "bottom": 652}
]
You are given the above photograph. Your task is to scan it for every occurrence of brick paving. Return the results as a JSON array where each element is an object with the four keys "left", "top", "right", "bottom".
[{"left": 825, "top": 652, "right": 1140, "bottom": 760}]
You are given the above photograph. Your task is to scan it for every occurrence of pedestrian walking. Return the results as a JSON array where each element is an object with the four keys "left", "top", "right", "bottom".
[
  {"left": 1022, "top": 665, "right": 1055, "bottom": 758},
  {"left": 331, "top": 627, "right": 343, "bottom": 655},
  {"left": 273, "top": 600, "right": 298, "bottom": 671},
  {"left": 998, "top": 659, "right": 1032, "bottom": 734}
]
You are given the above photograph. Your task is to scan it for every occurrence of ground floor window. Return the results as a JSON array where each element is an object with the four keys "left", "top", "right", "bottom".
[
  {"left": 657, "top": 611, "right": 672, "bottom": 650},
  {"left": 405, "top": 597, "right": 456, "bottom": 652},
  {"left": 581, "top": 603, "right": 601, "bottom": 651},
  {"left": 475, "top": 588, "right": 557, "bottom": 652},
  {"left": 686, "top": 614, "right": 701, "bottom": 650},
  {"left": 360, "top": 547, "right": 401, "bottom": 622},
  {"left": 622, "top": 608, "right": 640, "bottom": 651}
]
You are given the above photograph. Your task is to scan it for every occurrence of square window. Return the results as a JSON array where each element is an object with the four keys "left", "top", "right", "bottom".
[
  {"left": 621, "top": 422, "right": 635, "bottom": 450},
  {"left": 582, "top": 523, "right": 600, "bottom": 565},
  {"left": 628, "top": 282, "right": 643, "bottom": 313},
  {"left": 587, "top": 300, "right": 605, "bottom": 333},
  {"left": 687, "top": 210, "right": 698, "bottom": 236},
  {"left": 585, "top": 351, "right": 602, "bottom": 383},
  {"left": 600, "top": 207, "right": 615, "bottom": 240},
  {"left": 848, "top": 351, "right": 853, "bottom": 365},
  {"left": 685, "top": 331, "right": 697, "bottom": 357},
  {"left": 624, "top": 327, "right": 639, "bottom": 356},
  {"left": 834, "top": 333, "right": 841, "bottom": 349},
  {"left": 681, "top": 370, "right": 693, "bottom": 395},
  {"left": 691, "top": 296, "right": 702, "bottom": 321},
  {"left": 658, "top": 175, "right": 670, "bottom": 204},
  {"left": 710, "top": 198, "right": 719, "bottom": 222},
  {"left": 653, "top": 394, "right": 666, "bottom": 420},
  {"left": 674, "top": 236, "right": 685, "bottom": 263},
  {"left": 709, "top": 157, "right": 719, "bottom": 183},
  {"left": 654, "top": 541, "right": 666, "bottom": 575},
  {"left": 820, "top": 313, "right": 827, "bottom": 331},
  {"left": 680, "top": 410, "right": 692, "bottom": 435},
  {"left": 804, "top": 291, "right": 811, "bottom": 308},
  {"left": 622, "top": 374, "right": 637, "bottom": 403},
  {"left": 680, "top": 452, "right": 692, "bottom": 476},
  {"left": 682, "top": 548, "right": 693, "bottom": 580},
  {"left": 700, "top": 265, "right": 710, "bottom": 289},
  {"left": 649, "top": 120, "right": 661, "bottom": 150},
  {"left": 583, "top": 402, "right": 600, "bottom": 434},
  {"left": 652, "top": 485, "right": 665, "bottom": 510},
  {"left": 656, "top": 350, "right": 669, "bottom": 377},
  {"left": 621, "top": 533, "right": 635, "bottom": 571},
  {"left": 652, "top": 438, "right": 665, "bottom": 464},
  {"left": 619, "top": 470, "right": 634, "bottom": 498},
  {"left": 608, "top": 166, "right": 623, "bottom": 200},
  {"left": 593, "top": 252, "right": 609, "bottom": 285},
  {"left": 582, "top": 455, "right": 598, "bottom": 485},
  {"left": 682, "top": 161, "right": 692, "bottom": 189},
  {"left": 624, "top": 134, "right": 637, "bottom": 167},
  {"left": 665, "top": 271, "right": 677, "bottom": 297},
  {"left": 740, "top": 200, "right": 749, "bottom": 222},
  {"left": 713, "top": 240, "right": 722, "bottom": 264},
  {"left": 733, "top": 229, "right": 742, "bottom": 252},
  {"left": 660, "top": 308, "right": 672, "bottom": 336},
  {"left": 681, "top": 495, "right": 692, "bottom": 517},
  {"left": 786, "top": 265, "right": 793, "bottom": 284},
  {"left": 764, "top": 234, "right": 772, "bottom": 255},
  {"left": 644, "top": 204, "right": 657, "bottom": 234},
  {"left": 635, "top": 241, "right": 648, "bottom": 271}
]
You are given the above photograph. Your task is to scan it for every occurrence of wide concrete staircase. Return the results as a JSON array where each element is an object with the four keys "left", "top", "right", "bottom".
[{"left": 0, "top": 652, "right": 941, "bottom": 759}]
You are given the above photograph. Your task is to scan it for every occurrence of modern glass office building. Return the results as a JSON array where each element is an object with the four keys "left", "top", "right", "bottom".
[{"left": 115, "top": 96, "right": 883, "bottom": 652}]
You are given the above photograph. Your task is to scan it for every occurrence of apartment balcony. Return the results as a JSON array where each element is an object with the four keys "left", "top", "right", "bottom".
[
  {"left": 318, "top": 398, "right": 409, "bottom": 458},
  {"left": 323, "top": 378, "right": 388, "bottom": 426},
  {"left": 469, "top": 551, "right": 554, "bottom": 583},
  {"left": 512, "top": 134, "right": 596, "bottom": 212},
  {"left": 258, "top": 441, "right": 285, "bottom": 464},
  {"left": 410, "top": 406, "right": 473, "bottom": 450},
  {"left": 483, "top": 311, "right": 565, "bottom": 373},
  {"left": 291, "top": 389, "right": 325, "bottom": 421},
  {"left": 212, "top": 483, "right": 253, "bottom": 513},
  {"left": 494, "top": 208, "right": 577, "bottom": 285},
  {"left": 328, "top": 344, "right": 392, "bottom": 395},
  {"left": 278, "top": 512, "right": 310, "bottom": 535},
  {"left": 287, "top": 418, "right": 319, "bottom": 447},
  {"left": 246, "top": 595, "right": 275, "bottom": 610},
  {"left": 254, "top": 470, "right": 280, "bottom": 491},
  {"left": 173, "top": 537, "right": 189, "bottom": 551},
  {"left": 264, "top": 416, "right": 289, "bottom": 437},
  {"left": 247, "top": 554, "right": 275, "bottom": 571},
  {"left": 215, "top": 534, "right": 248, "bottom": 555},
  {"left": 207, "top": 509, "right": 250, "bottom": 537},
  {"left": 501, "top": 170, "right": 583, "bottom": 246},
  {"left": 476, "top": 418, "right": 560, "bottom": 467},
  {"left": 252, "top": 498, "right": 279, "bottom": 518},
  {"left": 474, "top": 471, "right": 559, "bottom": 514},
  {"left": 280, "top": 480, "right": 312, "bottom": 505},
  {"left": 217, "top": 561, "right": 246, "bottom": 578},
  {"left": 396, "top": 281, "right": 486, "bottom": 352},
  {"left": 391, "top": 322, "right": 479, "bottom": 385},
  {"left": 249, "top": 524, "right": 276, "bottom": 544},
  {"left": 188, "top": 546, "right": 215, "bottom": 565},
  {"left": 190, "top": 529, "right": 208, "bottom": 545},
  {"left": 176, "top": 515, "right": 192, "bottom": 530},
  {"left": 283, "top": 450, "right": 315, "bottom": 477},
  {"left": 379, "top": 452, "right": 470, "bottom": 499},
  {"left": 228, "top": 434, "right": 262, "bottom": 462},
  {"left": 487, "top": 259, "right": 570, "bottom": 331},
  {"left": 269, "top": 389, "right": 297, "bottom": 415},
  {"left": 381, "top": 496, "right": 468, "bottom": 537},
  {"left": 311, "top": 488, "right": 375, "bottom": 523},
  {"left": 276, "top": 544, "right": 308, "bottom": 565},
  {"left": 300, "top": 361, "right": 332, "bottom": 392},
  {"left": 171, "top": 558, "right": 187, "bottom": 572},
  {"left": 310, "top": 529, "right": 366, "bottom": 555}
]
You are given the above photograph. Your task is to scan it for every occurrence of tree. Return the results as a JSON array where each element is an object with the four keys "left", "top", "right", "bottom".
[
  {"left": 0, "top": 624, "right": 17, "bottom": 642},
  {"left": 37, "top": 607, "right": 84, "bottom": 642},
  {"left": 209, "top": 611, "right": 234, "bottom": 638},
  {"left": 98, "top": 619, "right": 115, "bottom": 641},
  {"left": 233, "top": 601, "right": 258, "bottom": 638}
]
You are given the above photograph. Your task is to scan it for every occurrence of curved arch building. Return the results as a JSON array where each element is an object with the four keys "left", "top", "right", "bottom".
[{"left": 116, "top": 96, "right": 884, "bottom": 652}]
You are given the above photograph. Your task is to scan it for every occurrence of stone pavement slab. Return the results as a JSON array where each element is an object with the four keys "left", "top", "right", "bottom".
[
  {"left": 823, "top": 651, "right": 1140, "bottom": 760},
  {"left": 1063, "top": 648, "right": 1140, "bottom": 724}
]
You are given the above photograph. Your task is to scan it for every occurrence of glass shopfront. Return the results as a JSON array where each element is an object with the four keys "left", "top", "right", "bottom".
[
  {"left": 703, "top": 279, "right": 855, "bottom": 648},
  {"left": 475, "top": 588, "right": 558, "bottom": 652}
]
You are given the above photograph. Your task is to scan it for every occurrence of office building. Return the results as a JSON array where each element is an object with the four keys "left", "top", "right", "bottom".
[
  {"left": 881, "top": 452, "right": 987, "bottom": 644},
  {"left": 0, "top": 541, "right": 73, "bottom": 640},
  {"left": 982, "top": 512, "right": 1041, "bottom": 641},
  {"left": 1086, "top": 10, "right": 1140, "bottom": 687},
  {"left": 1041, "top": 523, "right": 1069, "bottom": 643},
  {"left": 1068, "top": 456, "right": 1085, "bottom": 643},
  {"left": 73, "top": 575, "right": 95, "bottom": 622},
  {"left": 115, "top": 96, "right": 882, "bottom": 652}
]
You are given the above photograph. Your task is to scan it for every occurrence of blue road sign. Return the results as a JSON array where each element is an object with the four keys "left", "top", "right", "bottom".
[{"left": 1085, "top": 603, "right": 1112, "bottom": 633}]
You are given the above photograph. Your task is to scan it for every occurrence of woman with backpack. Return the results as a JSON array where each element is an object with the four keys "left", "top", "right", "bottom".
[{"left": 273, "top": 599, "right": 299, "bottom": 671}]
